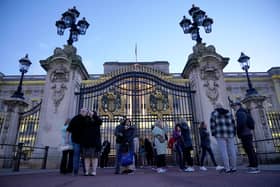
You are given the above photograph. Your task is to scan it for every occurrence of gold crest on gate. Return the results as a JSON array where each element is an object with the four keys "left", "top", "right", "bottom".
[{"left": 100, "top": 91, "right": 122, "bottom": 119}]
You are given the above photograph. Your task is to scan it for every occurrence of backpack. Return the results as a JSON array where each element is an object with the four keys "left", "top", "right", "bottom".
[{"left": 246, "top": 111, "right": 255, "bottom": 130}]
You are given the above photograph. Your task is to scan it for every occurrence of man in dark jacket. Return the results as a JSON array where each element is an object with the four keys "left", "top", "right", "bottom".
[
  {"left": 232, "top": 102, "right": 260, "bottom": 174},
  {"left": 210, "top": 103, "right": 236, "bottom": 173},
  {"left": 67, "top": 108, "right": 88, "bottom": 175},
  {"left": 114, "top": 116, "right": 126, "bottom": 174}
]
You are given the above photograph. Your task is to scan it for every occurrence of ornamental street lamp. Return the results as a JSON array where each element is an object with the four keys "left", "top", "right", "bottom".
[
  {"left": 238, "top": 52, "right": 258, "bottom": 96},
  {"left": 55, "top": 6, "right": 90, "bottom": 45},
  {"left": 11, "top": 54, "right": 32, "bottom": 99},
  {"left": 179, "top": 4, "right": 213, "bottom": 44}
]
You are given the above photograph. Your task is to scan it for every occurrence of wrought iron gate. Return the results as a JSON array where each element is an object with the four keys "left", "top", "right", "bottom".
[{"left": 75, "top": 66, "right": 197, "bottom": 162}]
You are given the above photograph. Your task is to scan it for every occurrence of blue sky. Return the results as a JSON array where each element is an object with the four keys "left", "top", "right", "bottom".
[{"left": 0, "top": 0, "right": 279, "bottom": 75}]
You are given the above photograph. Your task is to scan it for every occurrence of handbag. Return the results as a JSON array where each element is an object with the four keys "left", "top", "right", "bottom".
[
  {"left": 60, "top": 144, "right": 73, "bottom": 151},
  {"left": 121, "top": 152, "right": 134, "bottom": 166}
]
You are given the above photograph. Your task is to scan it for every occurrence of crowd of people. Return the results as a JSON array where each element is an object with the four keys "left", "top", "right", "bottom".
[{"left": 59, "top": 101, "right": 260, "bottom": 176}]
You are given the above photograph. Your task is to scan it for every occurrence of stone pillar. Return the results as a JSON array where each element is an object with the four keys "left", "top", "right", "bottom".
[
  {"left": 0, "top": 98, "right": 28, "bottom": 168},
  {"left": 268, "top": 67, "right": 280, "bottom": 109},
  {"left": 242, "top": 95, "right": 275, "bottom": 161},
  {"left": 35, "top": 45, "right": 89, "bottom": 168},
  {"left": 182, "top": 43, "right": 230, "bottom": 164}
]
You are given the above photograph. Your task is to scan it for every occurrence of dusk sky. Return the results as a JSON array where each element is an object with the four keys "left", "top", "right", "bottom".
[{"left": 0, "top": 0, "right": 279, "bottom": 75}]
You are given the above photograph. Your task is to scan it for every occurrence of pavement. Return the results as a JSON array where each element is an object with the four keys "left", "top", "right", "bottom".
[{"left": 0, "top": 165, "right": 280, "bottom": 187}]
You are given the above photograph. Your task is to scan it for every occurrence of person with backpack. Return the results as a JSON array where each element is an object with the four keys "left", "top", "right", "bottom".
[{"left": 232, "top": 101, "right": 260, "bottom": 174}]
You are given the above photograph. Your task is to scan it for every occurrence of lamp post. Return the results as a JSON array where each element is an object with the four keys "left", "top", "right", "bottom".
[
  {"left": 55, "top": 6, "right": 90, "bottom": 45},
  {"left": 238, "top": 52, "right": 258, "bottom": 96},
  {"left": 11, "top": 54, "right": 32, "bottom": 99},
  {"left": 179, "top": 4, "right": 213, "bottom": 44}
]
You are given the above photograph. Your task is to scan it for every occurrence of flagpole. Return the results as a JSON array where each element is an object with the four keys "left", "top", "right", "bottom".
[{"left": 135, "top": 43, "right": 138, "bottom": 63}]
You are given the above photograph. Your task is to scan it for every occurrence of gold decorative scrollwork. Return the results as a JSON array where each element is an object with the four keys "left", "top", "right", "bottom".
[
  {"left": 99, "top": 91, "right": 124, "bottom": 119},
  {"left": 147, "top": 89, "right": 172, "bottom": 118}
]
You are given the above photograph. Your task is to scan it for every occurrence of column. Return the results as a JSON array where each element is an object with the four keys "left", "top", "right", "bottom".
[
  {"left": 34, "top": 45, "right": 89, "bottom": 168},
  {"left": 182, "top": 43, "right": 230, "bottom": 164},
  {"left": 0, "top": 98, "right": 28, "bottom": 168},
  {"left": 242, "top": 95, "right": 275, "bottom": 161}
]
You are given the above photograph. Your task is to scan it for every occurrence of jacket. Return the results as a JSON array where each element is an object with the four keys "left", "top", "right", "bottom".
[
  {"left": 80, "top": 115, "right": 102, "bottom": 151},
  {"left": 180, "top": 122, "right": 193, "bottom": 148},
  {"left": 236, "top": 107, "right": 252, "bottom": 138},
  {"left": 67, "top": 114, "right": 87, "bottom": 144},
  {"left": 199, "top": 127, "right": 211, "bottom": 148},
  {"left": 210, "top": 108, "right": 236, "bottom": 138}
]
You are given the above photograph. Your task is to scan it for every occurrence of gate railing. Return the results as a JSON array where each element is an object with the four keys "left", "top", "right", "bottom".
[
  {"left": 17, "top": 101, "right": 41, "bottom": 150},
  {"left": 0, "top": 143, "right": 49, "bottom": 171},
  {"left": 266, "top": 111, "right": 280, "bottom": 151},
  {"left": 235, "top": 138, "right": 280, "bottom": 164}
]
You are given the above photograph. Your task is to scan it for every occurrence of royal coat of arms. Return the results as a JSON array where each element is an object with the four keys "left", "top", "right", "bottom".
[
  {"left": 149, "top": 89, "right": 170, "bottom": 117},
  {"left": 100, "top": 91, "right": 122, "bottom": 119}
]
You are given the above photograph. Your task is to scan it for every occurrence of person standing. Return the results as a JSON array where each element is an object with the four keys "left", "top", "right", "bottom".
[
  {"left": 60, "top": 118, "right": 73, "bottom": 174},
  {"left": 67, "top": 108, "right": 88, "bottom": 176},
  {"left": 100, "top": 140, "right": 111, "bottom": 168},
  {"left": 232, "top": 102, "right": 260, "bottom": 174},
  {"left": 81, "top": 110, "right": 102, "bottom": 176},
  {"left": 210, "top": 103, "right": 237, "bottom": 173},
  {"left": 179, "top": 118, "right": 195, "bottom": 172},
  {"left": 173, "top": 123, "right": 185, "bottom": 170},
  {"left": 144, "top": 138, "right": 154, "bottom": 166},
  {"left": 199, "top": 121, "right": 223, "bottom": 171},
  {"left": 152, "top": 120, "right": 167, "bottom": 173},
  {"left": 121, "top": 118, "right": 136, "bottom": 173},
  {"left": 114, "top": 116, "right": 126, "bottom": 174}
]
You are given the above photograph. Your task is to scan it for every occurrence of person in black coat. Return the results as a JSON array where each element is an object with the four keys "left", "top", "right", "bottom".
[
  {"left": 179, "top": 118, "right": 194, "bottom": 172},
  {"left": 199, "top": 121, "right": 222, "bottom": 171},
  {"left": 66, "top": 108, "right": 88, "bottom": 175},
  {"left": 100, "top": 140, "right": 111, "bottom": 168},
  {"left": 81, "top": 110, "right": 102, "bottom": 176},
  {"left": 232, "top": 102, "right": 260, "bottom": 174},
  {"left": 114, "top": 116, "right": 126, "bottom": 174}
]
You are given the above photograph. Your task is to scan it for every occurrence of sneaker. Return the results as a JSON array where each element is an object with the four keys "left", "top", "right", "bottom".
[
  {"left": 157, "top": 168, "right": 166, "bottom": 173},
  {"left": 247, "top": 167, "right": 260, "bottom": 174},
  {"left": 90, "top": 172, "right": 96, "bottom": 176},
  {"left": 200, "top": 166, "right": 207, "bottom": 171},
  {"left": 84, "top": 172, "right": 89, "bottom": 176},
  {"left": 230, "top": 169, "right": 237, "bottom": 173},
  {"left": 215, "top": 165, "right": 224, "bottom": 171},
  {"left": 184, "top": 167, "right": 195, "bottom": 172},
  {"left": 219, "top": 168, "right": 231, "bottom": 174}
]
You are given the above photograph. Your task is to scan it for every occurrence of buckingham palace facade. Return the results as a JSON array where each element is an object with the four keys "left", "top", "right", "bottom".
[{"left": 0, "top": 43, "right": 279, "bottom": 168}]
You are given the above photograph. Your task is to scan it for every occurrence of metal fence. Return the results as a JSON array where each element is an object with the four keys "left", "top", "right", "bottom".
[
  {"left": 266, "top": 111, "right": 280, "bottom": 152},
  {"left": 236, "top": 138, "right": 280, "bottom": 164},
  {"left": 0, "top": 143, "right": 49, "bottom": 171}
]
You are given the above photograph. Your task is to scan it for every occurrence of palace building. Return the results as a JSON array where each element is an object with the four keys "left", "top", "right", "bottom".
[{"left": 0, "top": 43, "right": 279, "bottom": 168}]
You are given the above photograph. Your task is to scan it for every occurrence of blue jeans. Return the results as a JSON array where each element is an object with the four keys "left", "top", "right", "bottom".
[{"left": 72, "top": 143, "right": 81, "bottom": 174}]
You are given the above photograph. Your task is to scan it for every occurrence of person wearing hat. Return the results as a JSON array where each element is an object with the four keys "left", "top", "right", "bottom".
[
  {"left": 232, "top": 102, "right": 260, "bottom": 174},
  {"left": 210, "top": 103, "right": 237, "bottom": 173}
]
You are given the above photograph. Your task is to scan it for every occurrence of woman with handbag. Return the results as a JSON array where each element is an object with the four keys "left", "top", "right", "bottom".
[
  {"left": 60, "top": 118, "right": 73, "bottom": 174},
  {"left": 152, "top": 120, "right": 167, "bottom": 173}
]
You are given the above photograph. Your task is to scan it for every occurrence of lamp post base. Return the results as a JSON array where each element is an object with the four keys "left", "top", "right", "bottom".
[
  {"left": 246, "top": 88, "right": 258, "bottom": 97},
  {"left": 11, "top": 91, "right": 24, "bottom": 100}
]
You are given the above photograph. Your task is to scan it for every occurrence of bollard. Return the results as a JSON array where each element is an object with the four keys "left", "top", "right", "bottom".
[
  {"left": 13, "top": 143, "right": 24, "bottom": 172},
  {"left": 41, "top": 146, "right": 49, "bottom": 169}
]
